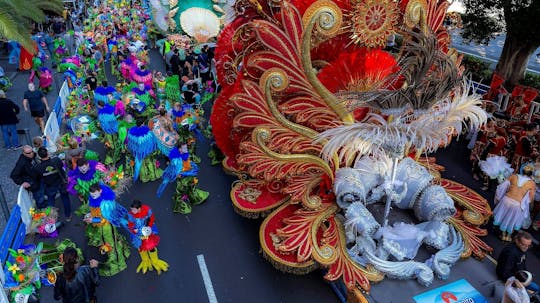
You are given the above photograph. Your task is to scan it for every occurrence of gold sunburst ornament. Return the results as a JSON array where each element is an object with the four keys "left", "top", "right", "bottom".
[{"left": 350, "top": 0, "right": 399, "bottom": 48}]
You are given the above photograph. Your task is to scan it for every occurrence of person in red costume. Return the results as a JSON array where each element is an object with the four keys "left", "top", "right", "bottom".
[{"left": 127, "top": 200, "right": 168, "bottom": 274}]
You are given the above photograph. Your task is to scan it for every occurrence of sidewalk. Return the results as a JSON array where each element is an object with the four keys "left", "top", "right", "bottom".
[{"left": 0, "top": 57, "right": 62, "bottom": 225}]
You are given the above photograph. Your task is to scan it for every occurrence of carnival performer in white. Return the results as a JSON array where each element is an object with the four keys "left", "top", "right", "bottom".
[{"left": 493, "top": 164, "right": 537, "bottom": 241}]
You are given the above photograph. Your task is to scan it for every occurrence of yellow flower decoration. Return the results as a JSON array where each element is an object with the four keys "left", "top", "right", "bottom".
[
  {"left": 29, "top": 208, "right": 35, "bottom": 216},
  {"left": 8, "top": 264, "right": 20, "bottom": 275}
]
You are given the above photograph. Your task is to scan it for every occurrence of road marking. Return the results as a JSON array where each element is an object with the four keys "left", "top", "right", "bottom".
[
  {"left": 486, "top": 254, "right": 497, "bottom": 265},
  {"left": 197, "top": 254, "right": 219, "bottom": 303}
]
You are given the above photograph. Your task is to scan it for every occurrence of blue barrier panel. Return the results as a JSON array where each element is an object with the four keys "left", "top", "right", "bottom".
[
  {"left": 11, "top": 222, "right": 26, "bottom": 254},
  {"left": 0, "top": 205, "right": 21, "bottom": 266}
]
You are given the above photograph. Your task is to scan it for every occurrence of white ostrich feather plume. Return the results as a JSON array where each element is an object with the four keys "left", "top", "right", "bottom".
[{"left": 318, "top": 79, "right": 487, "bottom": 163}]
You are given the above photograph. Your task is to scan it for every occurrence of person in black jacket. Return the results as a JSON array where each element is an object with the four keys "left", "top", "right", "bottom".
[
  {"left": 170, "top": 48, "right": 181, "bottom": 77},
  {"left": 10, "top": 145, "right": 44, "bottom": 207},
  {"left": 0, "top": 90, "right": 21, "bottom": 150},
  {"left": 497, "top": 231, "right": 540, "bottom": 293},
  {"left": 34, "top": 147, "right": 72, "bottom": 221},
  {"left": 54, "top": 247, "right": 100, "bottom": 303}
]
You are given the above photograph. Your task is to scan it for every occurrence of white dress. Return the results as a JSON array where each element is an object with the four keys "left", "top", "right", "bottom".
[
  {"left": 502, "top": 277, "right": 530, "bottom": 303},
  {"left": 493, "top": 176, "right": 531, "bottom": 232}
]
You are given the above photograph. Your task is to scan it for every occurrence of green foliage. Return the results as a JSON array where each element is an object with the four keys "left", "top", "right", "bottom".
[
  {"left": 461, "top": 54, "right": 493, "bottom": 83},
  {"left": 0, "top": 0, "right": 63, "bottom": 52},
  {"left": 522, "top": 73, "right": 540, "bottom": 90},
  {"left": 461, "top": 0, "right": 540, "bottom": 44}
]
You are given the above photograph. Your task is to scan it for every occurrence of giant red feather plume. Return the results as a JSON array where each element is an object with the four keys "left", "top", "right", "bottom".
[{"left": 317, "top": 48, "right": 399, "bottom": 93}]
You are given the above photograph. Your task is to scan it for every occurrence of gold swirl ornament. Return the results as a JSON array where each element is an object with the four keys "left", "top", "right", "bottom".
[
  {"left": 462, "top": 209, "right": 484, "bottom": 225},
  {"left": 403, "top": 0, "right": 427, "bottom": 29},
  {"left": 259, "top": 68, "right": 342, "bottom": 177},
  {"left": 252, "top": 127, "right": 334, "bottom": 188},
  {"left": 169, "top": 0, "right": 178, "bottom": 8},
  {"left": 310, "top": 204, "right": 339, "bottom": 265},
  {"left": 302, "top": 0, "right": 343, "bottom": 38},
  {"left": 259, "top": 68, "right": 320, "bottom": 139},
  {"left": 301, "top": 1, "right": 353, "bottom": 124}
]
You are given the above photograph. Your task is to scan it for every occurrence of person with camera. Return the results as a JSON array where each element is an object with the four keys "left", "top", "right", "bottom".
[{"left": 54, "top": 247, "right": 100, "bottom": 303}]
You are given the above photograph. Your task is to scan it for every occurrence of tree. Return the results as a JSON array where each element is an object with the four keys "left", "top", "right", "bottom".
[
  {"left": 461, "top": 0, "right": 540, "bottom": 87},
  {"left": 0, "top": 0, "right": 63, "bottom": 53}
]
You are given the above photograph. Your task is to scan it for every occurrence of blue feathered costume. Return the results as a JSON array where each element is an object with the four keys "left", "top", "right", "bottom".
[
  {"left": 126, "top": 124, "right": 162, "bottom": 182},
  {"left": 85, "top": 184, "right": 130, "bottom": 276},
  {"left": 156, "top": 147, "right": 199, "bottom": 197}
]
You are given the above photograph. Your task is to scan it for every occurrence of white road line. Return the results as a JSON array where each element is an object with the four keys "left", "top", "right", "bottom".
[{"left": 197, "top": 254, "right": 219, "bottom": 303}]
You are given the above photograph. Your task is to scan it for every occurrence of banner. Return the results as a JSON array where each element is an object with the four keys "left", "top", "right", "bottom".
[
  {"left": 44, "top": 111, "right": 60, "bottom": 153},
  {"left": 413, "top": 279, "right": 488, "bottom": 303},
  {"left": 17, "top": 186, "right": 34, "bottom": 234},
  {"left": 59, "top": 80, "right": 70, "bottom": 109}
]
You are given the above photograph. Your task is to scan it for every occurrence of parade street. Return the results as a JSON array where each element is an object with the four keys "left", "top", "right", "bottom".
[{"left": 4, "top": 48, "right": 533, "bottom": 303}]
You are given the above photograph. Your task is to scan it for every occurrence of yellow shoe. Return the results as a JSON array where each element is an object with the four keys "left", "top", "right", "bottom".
[
  {"left": 148, "top": 249, "right": 169, "bottom": 275},
  {"left": 136, "top": 250, "right": 153, "bottom": 274}
]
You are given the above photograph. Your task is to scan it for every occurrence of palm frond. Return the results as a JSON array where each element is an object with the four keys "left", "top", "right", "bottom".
[
  {"left": 0, "top": 9, "right": 34, "bottom": 51},
  {"left": 34, "top": 0, "right": 64, "bottom": 16},
  {"left": 3, "top": 0, "right": 47, "bottom": 23}
]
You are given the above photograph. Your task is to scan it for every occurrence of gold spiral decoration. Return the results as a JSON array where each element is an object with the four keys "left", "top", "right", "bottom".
[
  {"left": 260, "top": 68, "right": 290, "bottom": 92},
  {"left": 302, "top": 176, "right": 323, "bottom": 209},
  {"left": 301, "top": 1, "right": 353, "bottom": 124},
  {"left": 403, "top": 0, "right": 427, "bottom": 29},
  {"left": 253, "top": 128, "right": 335, "bottom": 180},
  {"left": 311, "top": 204, "right": 339, "bottom": 265},
  {"left": 302, "top": 0, "right": 342, "bottom": 37},
  {"left": 260, "top": 69, "right": 320, "bottom": 140},
  {"left": 169, "top": 0, "right": 178, "bottom": 8},
  {"left": 463, "top": 210, "right": 485, "bottom": 225}
]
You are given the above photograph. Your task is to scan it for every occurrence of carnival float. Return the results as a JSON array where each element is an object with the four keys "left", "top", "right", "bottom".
[{"left": 210, "top": 0, "right": 493, "bottom": 299}]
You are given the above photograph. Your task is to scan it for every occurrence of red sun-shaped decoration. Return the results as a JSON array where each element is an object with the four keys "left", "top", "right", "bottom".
[{"left": 350, "top": 0, "right": 399, "bottom": 48}]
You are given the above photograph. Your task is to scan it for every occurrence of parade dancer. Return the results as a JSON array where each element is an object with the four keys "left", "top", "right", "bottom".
[
  {"left": 127, "top": 200, "right": 169, "bottom": 274},
  {"left": 97, "top": 100, "right": 122, "bottom": 165},
  {"left": 126, "top": 119, "right": 161, "bottom": 182},
  {"left": 67, "top": 158, "right": 106, "bottom": 202},
  {"left": 84, "top": 183, "right": 130, "bottom": 276},
  {"left": 493, "top": 164, "right": 537, "bottom": 241},
  {"left": 156, "top": 142, "right": 199, "bottom": 197}
]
